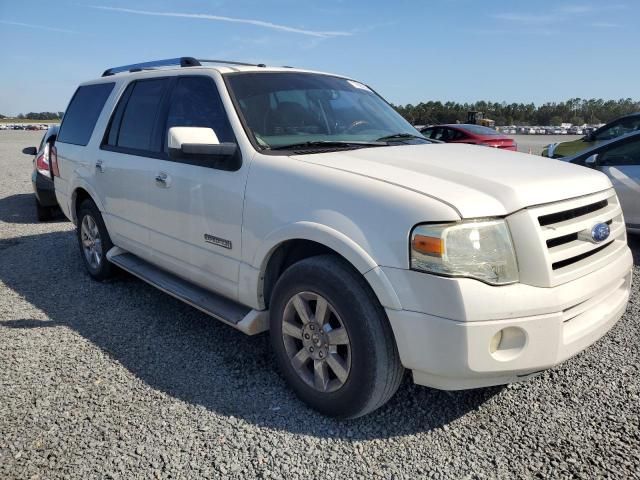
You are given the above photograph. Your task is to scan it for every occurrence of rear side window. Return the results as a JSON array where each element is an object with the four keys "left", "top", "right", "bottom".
[
  {"left": 117, "top": 79, "right": 169, "bottom": 151},
  {"left": 58, "top": 83, "right": 114, "bottom": 146}
]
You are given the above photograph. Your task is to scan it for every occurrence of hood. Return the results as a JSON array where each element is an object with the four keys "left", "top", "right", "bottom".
[
  {"left": 550, "top": 137, "right": 596, "bottom": 158},
  {"left": 293, "top": 143, "right": 612, "bottom": 218}
]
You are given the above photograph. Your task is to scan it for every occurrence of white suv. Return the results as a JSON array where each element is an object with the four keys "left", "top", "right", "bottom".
[{"left": 52, "top": 57, "right": 633, "bottom": 418}]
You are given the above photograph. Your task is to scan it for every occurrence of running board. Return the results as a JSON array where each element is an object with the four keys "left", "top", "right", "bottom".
[{"left": 107, "top": 248, "right": 268, "bottom": 335}]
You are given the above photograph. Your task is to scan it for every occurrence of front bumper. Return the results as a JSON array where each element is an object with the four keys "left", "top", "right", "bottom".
[{"left": 383, "top": 247, "right": 633, "bottom": 390}]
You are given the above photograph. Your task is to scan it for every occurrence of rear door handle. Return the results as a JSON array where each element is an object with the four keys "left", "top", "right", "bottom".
[{"left": 95, "top": 160, "right": 104, "bottom": 173}]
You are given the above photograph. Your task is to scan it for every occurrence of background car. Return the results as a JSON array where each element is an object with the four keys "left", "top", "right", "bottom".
[
  {"left": 420, "top": 124, "right": 517, "bottom": 151},
  {"left": 543, "top": 112, "right": 640, "bottom": 158},
  {"left": 560, "top": 131, "right": 640, "bottom": 233},
  {"left": 21, "top": 125, "right": 59, "bottom": 220}
]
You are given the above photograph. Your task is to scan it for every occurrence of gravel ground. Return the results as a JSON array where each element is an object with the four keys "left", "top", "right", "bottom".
[{"left": 1, "top": 130, "right": 639, "bottom": 479}]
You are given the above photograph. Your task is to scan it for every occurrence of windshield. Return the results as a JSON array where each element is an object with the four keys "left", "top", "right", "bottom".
[
  {"left": 594, "top": 116, "right": 640, "bottom": 141},
  {"left": 225, "top": 72, "right": 428, "bottom": 150}
]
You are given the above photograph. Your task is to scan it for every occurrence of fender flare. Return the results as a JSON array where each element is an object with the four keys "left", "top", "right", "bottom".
[
  {"left": 251, "top": 221, "right": 402, "bottom": 310},
  {"left": 69, "top": 178, "right": 105, "bottom": 223}
]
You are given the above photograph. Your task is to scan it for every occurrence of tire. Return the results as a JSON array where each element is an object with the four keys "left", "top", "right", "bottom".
[
  {"left": 76, "top": 199, "right": 115, "bottom": 281},
  {"left": 35, "top": 198, "right": 53, "bottom": 221},
  {"left": 270, "top": 254, "right": 404, "bottom": 418}
]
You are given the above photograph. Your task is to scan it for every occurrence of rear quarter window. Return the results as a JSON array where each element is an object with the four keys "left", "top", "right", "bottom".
[{"left": 57, "top": 83, "right": 115, "bottom": 146}]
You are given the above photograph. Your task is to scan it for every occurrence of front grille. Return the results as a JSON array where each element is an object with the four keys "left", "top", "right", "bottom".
[
  {"left": 534, "top": 189, "right": 625, "bottom": 283},
  {"left": 538, "top": 199, "right": 608, "bottom": 227},
  {"left": 551, "top": 241, "right": 612, "bottom": 270}
]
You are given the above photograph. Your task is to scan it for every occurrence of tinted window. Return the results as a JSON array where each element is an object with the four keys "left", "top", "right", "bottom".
[
  {"left": 118, "top": 79, "right": 168, "bottom": 151},
  {"left": 164, "top": 76, "right": 234, "bottom": 146},
  {"left": 430, "top": 127, "right": 446, "bottom": 141},
  {"left": 595, "top": 117, "right": 640, "bottom": 141},
  {"left": 459, "top": 124, "right": 500, "bottom": 135},
  {"left": 105, "top": 83, "right": 134, "bottom": 146},
  {"left": 58, "top": 83, "right": 114, "bottom": 146},
  {"left": 599, "top": 138, "right": 640, "bottom": 166}
]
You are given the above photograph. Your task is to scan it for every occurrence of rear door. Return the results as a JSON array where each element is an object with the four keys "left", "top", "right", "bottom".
[
  {"left": 54, "top": 82, "right": 115, "bottom": 219},
  {"left": 145, "top": 75, "right": 249, "bottom": 300},
  {"left": 98, "top": 78, "right": 171, "bottom": 258},
  {"left": 597, "top": 137, "right": 640, "bottom": 227}
]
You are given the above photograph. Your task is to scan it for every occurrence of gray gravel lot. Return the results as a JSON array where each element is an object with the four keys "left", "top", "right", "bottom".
[{"left": 1, "top": 130, "right": 639, "bottom": 479}]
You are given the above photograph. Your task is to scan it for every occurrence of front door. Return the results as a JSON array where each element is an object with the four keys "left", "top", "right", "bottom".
[{"left": 146, "top": 75, "right": 249, "bottom": 301}]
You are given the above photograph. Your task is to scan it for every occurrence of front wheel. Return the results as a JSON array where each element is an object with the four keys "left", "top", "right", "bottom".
[
  {"left": 76, "top": 199, "right": 115, "bottom": 281},
  {"left": 270, "top": 255, "right": 404, "bottom": 418}
]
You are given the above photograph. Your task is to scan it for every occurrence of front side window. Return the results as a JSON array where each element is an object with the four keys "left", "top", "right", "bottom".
[
  {"left": 164, "top": 76, "right": 234, "bottom": 148},
  {"left": 225, "top": 72, "right": 428, "bottom": 151},
  {"left": 117, "top": 78, "right": 169, "bottom": 151},
  {"left": 595, "top": 117, "right": 640, "bottom": 141},
  {"left": 599, "top": 138, "right": 640, "bottom": 166},
  {"left": 58, "top": 82, "right": 114, "bottom": 146},
  {"left": 459, "top": 124, "right": 499, "bottom": 136}
]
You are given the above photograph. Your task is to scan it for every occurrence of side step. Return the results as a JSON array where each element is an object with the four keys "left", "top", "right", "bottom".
[{"left": 107, "top": 248, "right": 268, "bottom": 335}]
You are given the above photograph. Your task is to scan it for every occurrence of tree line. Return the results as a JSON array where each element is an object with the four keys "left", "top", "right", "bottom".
[
  {"left": 0, "top": 112, "right": 64, "bottom": 120},
  {"left": 393, "top": 98, "right": 640, "bottom": 126}
]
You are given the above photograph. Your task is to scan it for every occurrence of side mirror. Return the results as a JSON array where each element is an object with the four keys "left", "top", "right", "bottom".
[
  {"left": 584, "top": 153, "right": 598, "bottom": 166},
  {"left": 167, "top": 127, "right": 238, "bottom": 168},
  {"left": 22, "top": 146, "right": 37, "bottom": 155}
]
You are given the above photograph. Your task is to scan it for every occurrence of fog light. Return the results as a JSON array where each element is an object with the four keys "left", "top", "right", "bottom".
[{"left": 489, "top": 327, "right": 527, "bottom": 361}]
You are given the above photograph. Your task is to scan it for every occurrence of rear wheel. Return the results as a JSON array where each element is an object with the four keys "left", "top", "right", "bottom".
[
  {"left": 35, "top": 198, "right": 53, "bottom": 221},
  {"left": 76, "top": 199, "right": 114, "bottom": 281},
  {"left": 270, "top": 255, "right": 404, "bottom": 418}
]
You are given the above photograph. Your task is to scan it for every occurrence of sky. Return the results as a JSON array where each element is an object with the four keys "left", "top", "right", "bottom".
[{"left": 0, "top": 0, "right": 637, "bottom": 115}]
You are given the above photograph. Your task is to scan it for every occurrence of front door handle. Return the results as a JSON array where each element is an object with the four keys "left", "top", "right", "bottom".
[
  {"left": 155, "top": 172, "right": 170, "bottom": 187},
  {"left": 95, "top": 160, "right": 104, "bottom": 173}
]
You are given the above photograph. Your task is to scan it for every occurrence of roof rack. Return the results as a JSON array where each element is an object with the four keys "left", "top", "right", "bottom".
[{"left": 101, "top": 57, "right": 270, "bottom": 77}]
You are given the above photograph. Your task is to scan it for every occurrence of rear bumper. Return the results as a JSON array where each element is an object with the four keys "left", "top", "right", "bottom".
[
  {"left": 32, "top": 170, "right": 57, "bottom": 207},
  {"left": 384, "top": 247, "right": 633, "bottom": 390}
]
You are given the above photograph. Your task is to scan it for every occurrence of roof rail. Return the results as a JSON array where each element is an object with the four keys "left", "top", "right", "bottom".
[{"left": 101, "top": 57, "right": 269, "bottom": 77}]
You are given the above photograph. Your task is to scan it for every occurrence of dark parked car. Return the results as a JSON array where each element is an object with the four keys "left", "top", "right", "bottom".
[
  {"left": 22, "top": 125, "right": 59, "bottom": 220},
  {"left": 420, "top": 124, "right": 517, "bottom": 151}
]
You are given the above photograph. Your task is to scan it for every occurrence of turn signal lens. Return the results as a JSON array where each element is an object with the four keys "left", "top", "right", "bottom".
[{"left": 411, "top": 234, "right": 443, "bottom": 257}]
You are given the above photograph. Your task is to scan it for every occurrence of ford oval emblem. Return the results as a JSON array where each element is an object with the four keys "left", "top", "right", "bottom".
[{"left": 591, "top": 223, "right": 610, "bottom": 243}]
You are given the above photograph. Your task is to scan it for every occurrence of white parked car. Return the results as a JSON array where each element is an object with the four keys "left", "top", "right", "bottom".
[
  {"left": 560, "top": 131, "right": 640, "bottom": 233},
  {"left": 52, "top": 57, "right": 633, "bottom": 418}
]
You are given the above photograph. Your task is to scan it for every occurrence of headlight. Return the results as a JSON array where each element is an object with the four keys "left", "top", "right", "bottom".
[{"left": 410, "top": 219, "right": 519, "bottom": 285}]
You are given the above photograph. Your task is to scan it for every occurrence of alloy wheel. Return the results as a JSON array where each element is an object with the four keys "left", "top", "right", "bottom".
[
  {"left": 281, "top": 291, "right": 351, "bottom": 393},
  {"left": 80, "top": 214, "right": 102, "bottom": 269}
]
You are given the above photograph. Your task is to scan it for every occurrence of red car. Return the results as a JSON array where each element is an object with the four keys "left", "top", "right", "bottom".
[{"left": 420, "top": 124, "right": 517, "bottom": 151}]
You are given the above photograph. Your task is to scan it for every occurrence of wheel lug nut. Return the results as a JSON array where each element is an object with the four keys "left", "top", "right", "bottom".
[
  {"left": 319, "top": 351, "right": 324, "bottom": 358},
  {"left": 309, "top": 347, "right": 314, "bottom": 352},
  {"left": 304, "top": 333, "right": 310, "bottom": 339}
]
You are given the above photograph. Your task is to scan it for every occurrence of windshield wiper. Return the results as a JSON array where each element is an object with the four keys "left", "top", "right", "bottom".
[
  {"left": 270, "top": 140, "right": 385, "bottom": 151},
  {"left": 375, "top": 133, "right": 428, "bottom": 142}
]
